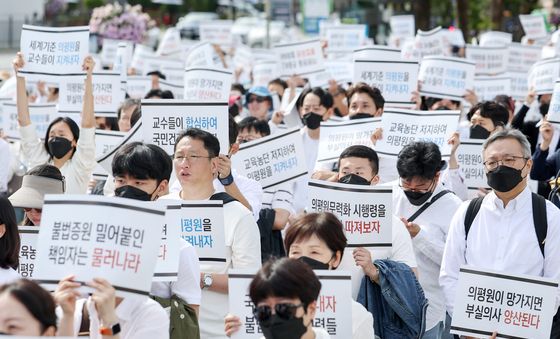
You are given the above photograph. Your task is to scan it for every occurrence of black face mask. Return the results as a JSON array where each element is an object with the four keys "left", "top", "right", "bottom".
[
  {"left": 487, "top": 165, "right": 525, "bottom": 193},
  {"left": 349, "top": 112, "right": 372, "bottom": 120},
  {"left": 302, "top": 112, "right": 322, "bottom": 130},
  {"left": 470, "top": 125, "right": 491, "bottom": 140},
  {"left": 338, "top": 173, "right": 371, "bottom": 186},
  {"left": 404, "top": 190, "right": 433, "bottom": 206},
  {"left": 540, "top": 103, "right": 550, "bottom": 117},
  {"left": 298, "top": 256, "right": 330, "bottom": 270},
  {"left": 115, "top": 185, "right": 156, "bottom": 201},
  {"left": 47, "top": 137, "right": 73, "bottom": 159},
  {"left": 260, "top": 314, "right": 308, "bottom": 339}
]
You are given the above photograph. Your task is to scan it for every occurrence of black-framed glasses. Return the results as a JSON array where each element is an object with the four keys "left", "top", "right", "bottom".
[
  {"left": 253, "top": 303, "right": 304, "bottom": 323},
  {"left": 483, "top": 156, "right": 528, "bottom": 171}
]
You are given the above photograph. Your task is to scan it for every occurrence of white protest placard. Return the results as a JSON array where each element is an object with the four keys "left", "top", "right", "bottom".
[
  {"left": 507, "top": 43, "right": 542, "bottom": 73},
  {"left": 92, "top": 130, "right": 126, "bottom": 179},
  {"left": 353, "top": 46, "right": 401, "bottom": 61},
  {"left": 390, "top": 15, "right": 415, "bottom": 39},
  {"left": 479, "top": 31, "right": 512, "bottom": 47},
  {"left": 18, "top": 226, "right": 39, "bottom": 279},
  {"left": 161, "top": 66, "right": 184, "bottom": 85},
  {"left": 466, "top": 45, "right": 508, "bottom": 75},
  {"left": 317, "top": 118, "right": 381, "bottom": 163},
  {"left": 154, "top": 202, "right": 182, "bottom": 281},
  {"left": 19, "top": 25, "right": 89, "bottom": 81},
  {"left": 100, "top": 38, "right": 120, "bottom": 67},
  {"left": 274, "top": 39, "right": 325, "bottom": 77},
  {"left": 473, "top": 74, "right": 511, "bottom": 101},
  {"left": 183, "top": 67, "right": 232, "bottom": 103},
  {"left": 418, "top": 56, "right": 476, "bottom": 101},
  {"left": 375, "top": 108, "right": 460, "bottom": 158},
  {"left": 97, "top": 122, "right": 143, "bottom": 174},
  {"left": 456, "top": 139, "right": 488, "bottom": 190},
  {"left": 280, "top": 90, "right": 304, "bottom": 129},
  {"left": 508, "top": 71, "right": 530, "bottom": 101},
  {"left": 34, "top": 195, "right": 165, "bottom": 297},
  {"left": 528, "top": 58, "right": 560, "bottom": 95},
  {"left": 451, "top": 266, "right": 558, "bottom": 339},
  {"left": 58, "top": 71, "right": 125, "bottom": 116},
  {"left": 546, "top": 80, "right": 560, "bottom": 126},
  {"left": 519, "top": 14, "right": 548, "bottom": 39},
  {"left": 232, "top": 127, "right": 308, "bottom": 189},
  {"left": 180, "top": 201, "right": 226, "bottom": 263},
  {"left": 228, "top": 269, "right": 353, "bottom": 339},
  {"left": 130, "top": 44, "right": 155, "bottom": 73},
  {"left": 353, "top": 60, "right": 418, "bottom": 107},
  {"left": 185, "top": 42, "right": 223, "bottom": 68},
  {"left": 307, "top": 180, "right": 392, "bottom": 248},
  {"left": 252, "top": 61, "right": 281, "bottom": 87},
  {"left": 141, "top": 100, "right": 229, "bottom": 156},
  {"left": 199, "top": 20, "right": 234, "bottom": 47},
  {"left": 156, "top": 27, "right": 182, "bottom": 56},
  {"left": 113, "top": 41, "right": 133, "bottom": 76},
  {"left": 141, "top": 55, "right": 183, "bottom": 76},
  {"left": 159, "top": 80, "right": 184, "bottom": 100},
  {"left": 2, "top": 102, "right": 55, "bottom": 141},
  {"left": 126, "top": 75, "right": 152, "bottom": 99},
  {"left": 414, "top": 26, "right": 449, "bottom": 59},
  {"left": 306, "top": 70, "right": 331, "bottom": 88},
  {"left": 325, "top": 25, "right": 367, "bottom": 53},
  {"left": 325, "top": 60, "right": 353, "bottom": 83}
]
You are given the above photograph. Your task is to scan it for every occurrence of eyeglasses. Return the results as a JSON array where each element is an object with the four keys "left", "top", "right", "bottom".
[
  {"left": 248, "top": 96, "right": 266, "bottom": 104},
  {"left": 173, "top": 155, "right": 213, "bottom": 164},
  {"left": 399, "top": 179, "right": 435, "bottom": 194},
  {"left": 483, "top": 156, "right": 528, "bottom": 171},
  {"left": 23, "top": 208, "right": 42, "bottom": 213},
  {"left": 253, "top": 303, "right": 304, "bottom": 323}
]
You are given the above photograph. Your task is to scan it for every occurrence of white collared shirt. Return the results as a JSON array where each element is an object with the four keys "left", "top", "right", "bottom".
[
  {"left": 440, "top": 186, "right": 560, "bottom": 316},
  {"left": 393, "top": 183, "right": 462, "bottom": 330}
]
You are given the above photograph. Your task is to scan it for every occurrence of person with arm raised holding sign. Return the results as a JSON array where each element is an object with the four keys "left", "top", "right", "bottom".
[
  {"left": 395, "top": 142, "right": 463, "bottom": 339},
  {"left": 163, "top": 128, "right": 261, "bottom": 339},
  {"left": 111, "top": 142, "right": 201, "bottom": 339},
  {"left": 13, "top": 52, "right": 96, "bottom": 194},
  {"left": 440, "top": 128, "right": 560, "bottom": 338}
]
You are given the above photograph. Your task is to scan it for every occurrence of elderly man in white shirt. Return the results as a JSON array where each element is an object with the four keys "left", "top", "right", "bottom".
[
  {"left": 394, "top": 141, "right": 462, "bottom": 339},
  {"left": 440, "top": 128, "right": 560, "bottom": 334}
]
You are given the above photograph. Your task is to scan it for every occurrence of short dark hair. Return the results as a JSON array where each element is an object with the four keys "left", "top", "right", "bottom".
[
  {"left": 161, "top": 90, "right": 174, "bottom": 99},
  {"left": 249, "top": 258, "right": 321, "bottom": 310},
  {"left": 44, "top": 117, "right": 80, "bottom": 159},
  {"left": 112, "top": 142, "right": 172, "bottom": 184},
  {"left": 229, "top": 114, "right": 239, "bottom": 146},
  {"left": 238, "top": 116, "right": 271, "bottom": 137},
  {"left": 338, "top": 145, "right": 379, "bottom": 175},
  {"left": 268, "top": 78, "right": 288, "bottom": 90},
  {"left": 27, "top": 164, "right": 64, "bottom": 181},
  {"left": 346, "top": 82, "right": 385, "bottom": 110},
  {"left": 231, "top": 83, "right": 246, "bottom": 95},
  {"left": 0, "top": 279, "right": 57, "bottom": 332},
  {"left": 296, "top": 87, "right": 334, "bottom": 110},
  {"left": 0, "top": 197, "right": 19, "bottom": 270},
  {"left": 144, "top": 89, "right": 164, "bottom": 99},
  {"left": 424, "top": 97, "right": 461, "bottom": 111},
  {"left": 284, "top": 212, "right": 347, "bottom": 262},
  {"left": 494, "top": 95, "right": 514, "bottom": 113},
  {"left": 174, "top": 128, "right": 220, "bottom": 157},
  {"left": 466, "top": 101, "right": 509, "bottom": 128},
  {"left": 397, "top": 141, "right": 443, "bottom": 181}
]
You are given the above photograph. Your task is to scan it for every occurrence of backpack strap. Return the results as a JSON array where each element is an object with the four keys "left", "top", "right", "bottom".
[
  {"left": 464, "top": 197, "right": 484, "bottom": 240},
  {"left": 531, "top": 193, "right": 548, "bottom": 257},
  {"left": 209, "top": 192, "right": 237, "bottom": 205},
  {"left": 408, "top": 190, "right": 453, "bottom": 222}
]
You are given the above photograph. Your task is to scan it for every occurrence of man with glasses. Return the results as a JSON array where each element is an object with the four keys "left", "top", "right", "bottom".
[
  {"left": 395, "top": 142, "right": 462, "bottom": 339},
  {"left": 245, "top": 86, "right": 272, "bottom": 121},
  {"left": 162, "top": 128, "right": 261, "bottom": 339},
  {"left": 440, "top": 128, "right": 560, "bottom": 337}
]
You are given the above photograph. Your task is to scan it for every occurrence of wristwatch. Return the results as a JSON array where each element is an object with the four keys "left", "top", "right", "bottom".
[
  {"left": 202, "top": 273, "right": 213, "bottom": 290},
  {"left": 219, "top": 172, "right": 234, "bottom": 186},
  {"left": 99, "top": 322, "right": 121, "bottom": 336}
]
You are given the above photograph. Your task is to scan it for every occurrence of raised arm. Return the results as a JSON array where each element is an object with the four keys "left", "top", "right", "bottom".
[
  {"left": 12, "top": 52, "right": 31, "bottom": 127},
  {"left": 81, "top": 56, "right": 95, "bottom": 129}
]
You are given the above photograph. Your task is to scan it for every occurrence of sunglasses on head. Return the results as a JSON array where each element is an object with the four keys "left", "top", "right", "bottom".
[
  {"left": 252, "top": 303, "right": 304, "bottom": 323},
  {"left": 248, "top": 96, "right": 266, "bottom": 104}
]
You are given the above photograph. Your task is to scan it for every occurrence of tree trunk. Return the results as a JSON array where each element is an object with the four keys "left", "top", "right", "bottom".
[
  {"left": 457, "top": 0, "right": 469, "bottom": 43},
  {"left": 413, "top": 0, "right": 431, "bottom": 31},
  {"left": 491, "top": 0, "right": 504, "bottom": 30}
]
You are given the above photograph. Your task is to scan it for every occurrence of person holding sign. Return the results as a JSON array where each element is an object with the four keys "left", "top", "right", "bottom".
[
  {"left": 466, "top": 102, "right": 509, "bottom": 140},
  {"left": 0, "top": 279, "right": 57, "bottom": 336},
  {"left": 117, "top": 99, "right": 140, "bottom": 133},
  {"left": 9, "top": 165, "right": 65, "bottom": 226},
  {"left": 163, "top": 128, "right": 261, "bottom": 338},
  {"left": 13, "top": 52, "right": 96, "bottom": 194},
  {"left": 395, "top": 142, "right": 463, "bottom": 339},
  {"left": 347, "top": 82, "right": 385, "bottom": 119},
  {"left": 0, "top": 197, "right": 19, "bottom": 285},
  {"left": 228, "top": 258, "right": 330, "bottom": 339},
  {"left": 440, "top": 128, "right": 560, "bottom": 337},
  {"left": 111, "top": 141, "right": 201, "bottom": 338}
]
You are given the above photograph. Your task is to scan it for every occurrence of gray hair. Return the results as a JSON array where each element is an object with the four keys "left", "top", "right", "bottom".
[{"left": 482, "top": 128, "right": 531, "bottom": 158}]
